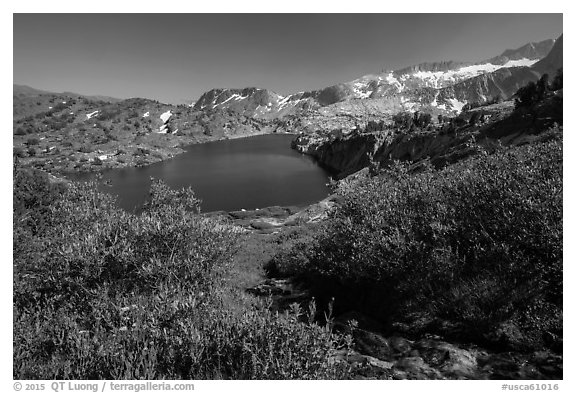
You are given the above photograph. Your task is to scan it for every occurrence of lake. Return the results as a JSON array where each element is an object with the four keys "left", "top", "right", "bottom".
[{"left": 67, "top": 134, "right": 332, "bottom": 213}]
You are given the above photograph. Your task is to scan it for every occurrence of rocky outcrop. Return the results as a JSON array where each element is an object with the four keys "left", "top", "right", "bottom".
[
  {"left": 246, "top": 278, "right": 563, "bottom": 380},
  {"left": 292, "top": 129, "right": 480, "bottom": 179},
  {"left": 329, "top": 332, "right": 562, "bottom": 379},
  {"left": 292, "top": 132, "right": 384, "bottom": 177}
]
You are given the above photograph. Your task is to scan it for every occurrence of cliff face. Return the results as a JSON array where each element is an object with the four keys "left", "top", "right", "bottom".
[
  {"left": 293, "top": 131, "right": 474, "bottom": 179},
  {"left": 293, "top": 133, "right": 382, "bottom": 177}
]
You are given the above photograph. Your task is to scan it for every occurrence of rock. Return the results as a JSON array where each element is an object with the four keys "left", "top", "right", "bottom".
[
  {"left": 246, "top": 278, "right": 291, "bottom": 296},
  {"left": 490, "top": 321, "right": 527, "bottom": 351},
  {"left": 389, "top": 336, "right": 413, "bottom": 355},
  {"left": 353, "top": 329, "right": 394, "bottom": 361},
  {"left": 363, "top": 355, "right": 394, "bottom": 370},
  {"left": 415, "top": 339, "right": 478, "bottom": 379},
  {"left": 439, "top": 347, "right": 478, "bottom": 379},
  {"left": 329, "top": 348, "right": 368, "bottom": 367},
  {"left": 480, "top": 352, "right": 522, "bottom": 379},
  {"left": 393, "top": 356, "right": 443, "bottom": 379}
]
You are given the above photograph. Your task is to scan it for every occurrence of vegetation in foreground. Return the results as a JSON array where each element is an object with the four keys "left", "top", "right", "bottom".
[
  {"left": 13, "top": 170, "right": 350, "bottom": 379},
  {"left": 13, "top": 128, "right": 563, "bottom": 379},
  {"left": 268, "top": 131, "right": 562, "bottom": 352}
]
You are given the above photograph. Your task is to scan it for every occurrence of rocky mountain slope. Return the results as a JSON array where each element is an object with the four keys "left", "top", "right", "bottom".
[
  {"left": 293, "top": 90, "right": 563, "bottom": 179},
  {"left": 533, "top": 35, "right": 563, "bottom": 76}
]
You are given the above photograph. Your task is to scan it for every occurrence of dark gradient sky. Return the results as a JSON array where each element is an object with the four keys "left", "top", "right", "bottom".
[{"left": 14, "top": 14, "right": 562, "bottom": 104}]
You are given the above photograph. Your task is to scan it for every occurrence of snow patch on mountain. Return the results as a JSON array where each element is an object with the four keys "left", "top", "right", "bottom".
[
  {"left": 502, "top": 58, "right": 538, "bottom": 68},
  {"left": 160, "top": 110, "right": 172, "bottom": 123},
  {"left": 277, "top": 95, "right": 292, "bottom": 110},
  {"left": 142, "top": 111, "right": 150, "bottom": 118},
  {"left": 215, "top": 94, "right": 240, "bottom": 106},
  {"left": 405, "top": 63, "right": 501, "bottom": 88},
  {"left": 447, "top": 98, "right": 466, "bottom": 113},
  {"left": 386, "top": 72, "right": 404, "bottom": 92},
  {"left": 86, "top": 110, "right": 99, "bottom": 120}
]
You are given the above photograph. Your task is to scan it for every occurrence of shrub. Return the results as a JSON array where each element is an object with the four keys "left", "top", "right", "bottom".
[
  {"left": 13, "top": 147, "right": 25, "bottom": 158},
  {"left": 515, "top": 74, "right": 553, "bottom": 110},
  {"left": 79, "top": 145, "right": 93, "bottom": 153},
  {"left": 13, "top": 174, "right": 348, "bottom": 379},
  {"left": 98, "top": 109, "right": 121, "bottom": 121},
  {"left": 135, "top": 147, "right": 150, "bottom": 156},
  {"left": 393, "top": 112, "right": 413, "bottom": 129},
  {"left": 275, "top": 138, "right": 562, "bottom": 350}
]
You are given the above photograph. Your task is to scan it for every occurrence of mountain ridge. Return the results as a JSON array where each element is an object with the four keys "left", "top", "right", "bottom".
[
  {"left": 14, "top": 84, "right": 122, "bottom": 103},
  {"left": 190, "top": 37, "right": 559, "bottom": 118}
]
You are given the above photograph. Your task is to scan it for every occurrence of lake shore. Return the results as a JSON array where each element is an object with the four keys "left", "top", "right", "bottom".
[{"left": 62, "top": 133, "right": 331, "bottom": 213}]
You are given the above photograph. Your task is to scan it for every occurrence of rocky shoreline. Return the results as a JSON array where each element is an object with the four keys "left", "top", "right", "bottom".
[{"left": 204, "top": 195, "right": 337, "bottom": 234}]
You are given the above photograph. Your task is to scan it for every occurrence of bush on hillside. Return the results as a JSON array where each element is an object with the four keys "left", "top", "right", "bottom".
[
  {"left": 515, "top": 73, "right": 555, "bottom": 110},
  {"left": 271, "top": 136, "right": 562, "bottom": 350},
  {"left": 98, "top": 108, "right": 121, "bottom": 121},
  {"left": 26, "top": 137, "right": 40, "bottom": 146}
]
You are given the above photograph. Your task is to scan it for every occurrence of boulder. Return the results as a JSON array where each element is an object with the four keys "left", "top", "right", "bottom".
[
  {"left": 393, "top": 356, "right": 443, "bottom": 379},
  {"left": 389, "top": 336, "right": 413, "bottom": 355},
  {"left": 353, "top": 329, "right": 394, "bottom": 361}
]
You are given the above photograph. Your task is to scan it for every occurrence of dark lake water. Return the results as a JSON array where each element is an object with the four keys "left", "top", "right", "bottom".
[{"left": 67, "top": 134, "right": 332, "bottom": 213}]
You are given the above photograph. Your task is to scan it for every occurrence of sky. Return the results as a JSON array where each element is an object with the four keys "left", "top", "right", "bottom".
[{"left": 13, "top": 13, "right": 563, "bottom": 104}]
